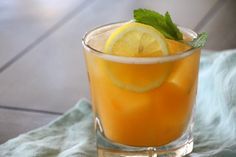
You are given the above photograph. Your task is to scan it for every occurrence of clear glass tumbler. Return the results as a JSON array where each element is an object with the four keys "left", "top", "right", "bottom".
[{"left": 82, "top": 22, "right": 201, "bottom": 157}]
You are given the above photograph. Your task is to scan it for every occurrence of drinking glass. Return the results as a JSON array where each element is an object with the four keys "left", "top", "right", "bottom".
[{"left": 82, "top": 22, "right": 201, "bottom": 157}]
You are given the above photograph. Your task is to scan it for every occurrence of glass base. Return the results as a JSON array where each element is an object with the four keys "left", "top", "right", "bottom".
[{"left": 96, "top": 128, "right": 193, "bottom": 157}]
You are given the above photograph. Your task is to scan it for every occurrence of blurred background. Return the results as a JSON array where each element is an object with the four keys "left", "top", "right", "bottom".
[{"left": 0, "top": 0, "right": 235, "bottom": 143}]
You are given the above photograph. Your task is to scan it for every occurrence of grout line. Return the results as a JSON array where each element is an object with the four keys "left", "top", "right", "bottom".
[
  {"left": 0, "top": 0, "right": 96, "bottom": 74},
  {"left": 0, "top": 105, "right": 63, "bottom": 115},
  {"left": 194, "top": 0, "right": 228, "bottom": 32}
]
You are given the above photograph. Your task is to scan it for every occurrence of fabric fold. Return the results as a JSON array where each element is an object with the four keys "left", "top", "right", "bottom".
[{"left": 1, "top": 49, "right": 236, "bottom": 157}]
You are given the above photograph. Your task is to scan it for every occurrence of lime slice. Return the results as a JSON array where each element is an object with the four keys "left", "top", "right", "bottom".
[{"left": 104, "top": 22, "right": 171, "bottom": 92}]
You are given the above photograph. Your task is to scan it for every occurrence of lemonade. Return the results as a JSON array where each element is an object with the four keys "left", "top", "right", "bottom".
[
  {"left": 84, "top": 22, "right": 200, "bottom": 147},
  {"left": 82, "top": 9, "right": 206, "bottom": 156}
]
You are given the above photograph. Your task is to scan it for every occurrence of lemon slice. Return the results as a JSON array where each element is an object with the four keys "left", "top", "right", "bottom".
[
  {"left": 104, "top": 22, "right": 171, "bottom": 92},
  {"left": 166, "top": 39, "right": 191, "bottom": 55},
  {"left": 105, "top": 22, "right": 168, "bottom": 56}
]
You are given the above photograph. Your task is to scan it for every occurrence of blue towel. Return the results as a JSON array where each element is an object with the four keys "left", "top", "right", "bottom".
[
  {"left": 0, "top": 49, "right": 236, "bottom": 157},
  {"left": 192, "top": 49, "right": 236, "bottom": 157}
]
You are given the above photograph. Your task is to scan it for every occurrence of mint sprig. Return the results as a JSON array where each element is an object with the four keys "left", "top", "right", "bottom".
[
  {"left": 134, "top": 9, "right": 183, "bottom": 40},
  {"left": 189, "top": 32, "right": 208, "bottom": 48},
  {"left": 134, "top": 9, "right": 208, "bottom": 48}
]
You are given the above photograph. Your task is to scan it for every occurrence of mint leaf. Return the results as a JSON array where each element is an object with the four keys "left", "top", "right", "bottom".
[
  {"left": 133, "top": 8, "right": 208, "bottom": 48},
  {"left": 134, "top": 9, "right": 183, "bottom": 40},
  {"left": 164, "top": 12, "right": 183, "bottom": 41},
  {"left": 189, "top": 32, "right": 208, "bottom": 48}
]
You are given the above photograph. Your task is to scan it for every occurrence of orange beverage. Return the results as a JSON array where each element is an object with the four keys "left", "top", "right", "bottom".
[{"left": 83, "top": 22, "right": 201, "bottom": 156}]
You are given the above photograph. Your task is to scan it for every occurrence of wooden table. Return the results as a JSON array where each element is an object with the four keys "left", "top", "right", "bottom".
[{"left": 0, "top": 0, "right": 236, "bottom": 144}]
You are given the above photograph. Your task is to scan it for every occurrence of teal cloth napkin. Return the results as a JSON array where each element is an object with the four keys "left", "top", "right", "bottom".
[{"left": 1, "top": 49, "right": 236, "bottom": 157}]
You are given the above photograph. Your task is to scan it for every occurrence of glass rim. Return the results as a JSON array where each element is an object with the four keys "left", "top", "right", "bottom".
[{"left": 82, "top": 21, "right": 200, "bottom": 64}]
